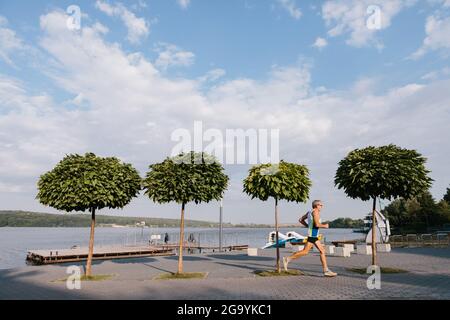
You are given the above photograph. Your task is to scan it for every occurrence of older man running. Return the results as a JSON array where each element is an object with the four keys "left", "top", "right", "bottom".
[{"left": 283, "top": 200, "right": 337, "bottom": 277}]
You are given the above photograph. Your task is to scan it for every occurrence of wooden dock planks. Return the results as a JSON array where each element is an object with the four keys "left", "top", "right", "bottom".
[
  {"left": 26, "top": 243, "right": 249, "bottom": 265},
  {"left": 26, "top": 245, "right": 175, "bottom": 265}
]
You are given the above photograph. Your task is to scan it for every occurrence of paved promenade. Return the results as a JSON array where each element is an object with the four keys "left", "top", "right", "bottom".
[{"left": 0, "top": 247, "right": 449, "bottom": 299}]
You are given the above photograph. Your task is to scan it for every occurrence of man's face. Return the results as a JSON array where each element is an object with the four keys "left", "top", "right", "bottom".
[{"left": 316, "top": 203, "right": 323, "bottom": 211}]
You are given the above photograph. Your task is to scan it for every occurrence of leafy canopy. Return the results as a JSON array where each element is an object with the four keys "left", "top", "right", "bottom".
[
  {"left": 334, "top": 144, "right": 433, "bottom": 201},
  {"left": 243, "top": 161, "right": 311, "bottom": 202},
  {"left": 36, "top": 153, "right": 141, "bottom": 212},
  {"left": 444, "top": 187, "right": 450, "bottom": 205},
  {"left": 142, "top": 152, "right": 229, "bottom": 205}
]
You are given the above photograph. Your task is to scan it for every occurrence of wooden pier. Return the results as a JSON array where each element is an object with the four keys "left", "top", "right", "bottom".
[
  {"left": 26, "top": 243, "right": 249, "bottom": 265},
  {"left": 26, "top": 245, "right": 175, "bottom": 265}
]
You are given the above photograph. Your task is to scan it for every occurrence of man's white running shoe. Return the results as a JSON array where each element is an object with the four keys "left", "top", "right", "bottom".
[
  {"left": 324, "top": 270, "right": 337, "bottom": 277},
  {"left": 282, "top": 257, "right": 289, "bottom": 271}
]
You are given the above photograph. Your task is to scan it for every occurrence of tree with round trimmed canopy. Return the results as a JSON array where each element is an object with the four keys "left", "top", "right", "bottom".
[
  {"left": 142, "top": 152, "right": 229, "bottom": 274},
  {"left": 243, "top": 160, "right": 311, "bottom": 273},
  {"left": 36, "top": 152, "right": 141, "bottom": 276},
  {"left": 334, "top": 144, "right": 433, "bottom": 266}
]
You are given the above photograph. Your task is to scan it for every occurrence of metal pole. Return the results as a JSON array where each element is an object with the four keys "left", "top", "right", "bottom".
[{"left": 219, "top": 199, "right": 223, "bottom": 252}]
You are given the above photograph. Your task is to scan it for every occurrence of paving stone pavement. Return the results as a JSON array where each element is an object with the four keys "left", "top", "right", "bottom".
[{"left": 0, "top": 247, "right": 449, "bottom": 299}]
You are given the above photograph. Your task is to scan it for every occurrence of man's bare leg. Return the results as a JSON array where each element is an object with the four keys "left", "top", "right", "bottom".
[
  {"left": 313, "top": 240, "right": 328, "bottom": 272},
  {"left": 314, "top": 241, "right": 337, "bottom": 277},
  {"left": 283, "top": 242, "right": 313, "bottom": 271}
]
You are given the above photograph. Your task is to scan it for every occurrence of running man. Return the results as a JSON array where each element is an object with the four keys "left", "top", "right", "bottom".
[{"left": 283, "top": 200, "right": 337, "bottom": 277}]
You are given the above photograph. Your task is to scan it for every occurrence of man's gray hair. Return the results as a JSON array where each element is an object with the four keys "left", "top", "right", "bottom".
[{"left": 312, "top": 200, "right": 322, "bottom": 208}]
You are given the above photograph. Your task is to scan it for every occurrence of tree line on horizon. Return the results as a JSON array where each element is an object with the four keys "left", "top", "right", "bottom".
[
  {"left": 35, "top": 144, "right": 435, "bottom": 276},
  {"left": 0, "top": 210, "right": 365, "bottom": 228},
  {"left": 0, "top": 210, "right": 231, "bottom": 228}
]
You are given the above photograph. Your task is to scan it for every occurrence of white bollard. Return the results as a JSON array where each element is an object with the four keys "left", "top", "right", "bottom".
[
  {"left": 325, "top": 245, "right": 335, "bottom": 255},
  {"left": 334, "top": 247, "right": 351, "bottom": 257},
  {"left": 291, "top": 245, "right": 304, "bottom": 252},
  {"left": 376, "top": 243, "right": 391, "bottom": 252},
  {"left": 247, "top": 248, "right": 258, "bottom": 256},
  {"left": 356, "top": 244, "right": 372, "bottom": 255},
  {"left": 343, "top": 244, "right": 355, "bottom": 253}
]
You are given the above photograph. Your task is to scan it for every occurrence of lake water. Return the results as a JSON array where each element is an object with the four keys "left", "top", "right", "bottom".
[{"left": 0, "top": 227, "right": 365, "bottom": 270}]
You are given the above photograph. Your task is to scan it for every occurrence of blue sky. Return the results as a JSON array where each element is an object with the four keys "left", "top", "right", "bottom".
[{"left": 1, "top": 0, "right": 450, "bottom": 224}]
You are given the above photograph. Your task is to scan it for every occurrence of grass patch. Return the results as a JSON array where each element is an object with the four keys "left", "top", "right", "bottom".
[
  {"left": 154, "top": 272, "right": 208, "bottom": 280},
  {"left": 254, "top": 269, "right": 305, "bottom": 277},
  {"left": 79, "top": 274, "right": 116, "bottom": 281},
  {"left": 52, "top": 274, "right": 116, "bottom": 282},
  {"left": 347, "top": 267, "right": 408, "bottom": 274}
]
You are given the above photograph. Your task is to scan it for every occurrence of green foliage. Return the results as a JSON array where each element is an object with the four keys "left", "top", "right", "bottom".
[
  {"left": 243, "top": 161, "right": 311, "bottom": 202},
  {"left": 334, "top": 144, "right": 433, "bottom": 201},
  {"left": 382, "top": 190, "right": 450, "bottom": 233},
  {"left": 443, "top": 187, "right": 450, "bottom": 205},
  {"left": 36, "top": 153, "right": 141, "bottom": 212},
  {"left": 142, "top": 152, "right": 229, "bottom": 205},
  {"left": 326, "top": 217, "right": 365, "bottom": 229}
]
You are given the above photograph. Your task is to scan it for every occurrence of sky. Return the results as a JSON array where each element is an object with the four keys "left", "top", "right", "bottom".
[{"left": 0, "top": 0, "right": 449, "bottom": 224}]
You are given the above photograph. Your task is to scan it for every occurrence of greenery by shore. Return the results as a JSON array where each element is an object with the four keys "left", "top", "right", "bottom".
[
  {"left": 0, "top": 210, "right": 231, "bottom": 228},
  {"left": 0, "top": 210, "right": 364, "bottom": 229}
]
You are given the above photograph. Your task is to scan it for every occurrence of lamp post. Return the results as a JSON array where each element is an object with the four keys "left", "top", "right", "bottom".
[{"left": 219, "top": 199, "right": 223, "bottom": 252}]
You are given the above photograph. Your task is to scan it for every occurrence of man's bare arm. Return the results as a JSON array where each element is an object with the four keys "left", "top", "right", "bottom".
[
  {"left": 299, "top": 213, "right": 308, "bottom": 228},
  {"left": 313, "top": 211, "right": 329, "bottom": 229}
]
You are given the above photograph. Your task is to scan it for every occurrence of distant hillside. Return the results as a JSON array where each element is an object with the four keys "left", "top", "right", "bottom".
[{"left": 0, "top": 210, "right": 234, "bottom": 228}]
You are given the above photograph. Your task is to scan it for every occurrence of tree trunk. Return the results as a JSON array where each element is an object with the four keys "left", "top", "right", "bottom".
[
  {"left": 178, "top": 202, "right": 185, "bottom": 274},
  {"left": 86, "top": 207, "right": 96, "bottom": 277},
  {"left": 275, "top": 198, "right": 280, "bottom": 273},
  {"left": 372, "top": 197, "right": 377, "bottom": 266}
]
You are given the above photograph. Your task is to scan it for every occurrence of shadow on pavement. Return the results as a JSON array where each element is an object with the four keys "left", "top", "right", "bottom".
[
  {"left": 392, "top": 247, "right": 450, "bottom": 259},
  {"left": 163, "top": 256, "right": 212, "bottom": 261},
  {"left": 0, "top": 268, "right": 90, "bottom": 299},
  {"left": 205, "top": 254, "right": 273, "bottom": 261}
]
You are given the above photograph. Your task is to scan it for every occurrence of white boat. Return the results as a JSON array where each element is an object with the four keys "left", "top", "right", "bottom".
[
  {"left": 261, "top": 231, "right": 307, "bottom": 249},
  {"left": 365, "top": 210, "right": 391, "bottom": 244}
]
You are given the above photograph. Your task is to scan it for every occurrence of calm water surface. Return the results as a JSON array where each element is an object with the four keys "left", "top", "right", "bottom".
[{"left": 0, "top": 227, "right": 364, "bottom": 269}]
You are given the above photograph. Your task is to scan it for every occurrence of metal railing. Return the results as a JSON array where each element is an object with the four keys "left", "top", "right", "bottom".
[{"left": 390, "top": 233, "right": 450, "bottom": 247}]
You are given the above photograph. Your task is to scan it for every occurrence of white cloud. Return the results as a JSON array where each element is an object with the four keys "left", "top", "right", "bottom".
[
  {"left": 95, "top": 0, "right": 149, "bottom": 44},
  {"left": 322, "top": 0, "right": 417, "bottom": 48},
  {"left": 2, "top": 10, "right": 450, "bottom": 222},
  {"left": 411, "top": 14, "right": 450, "bottom": 59},
  {"left": 312, "top": 37, "right": 328, "bottom": 50},
  {"left": 421, "top": 67, "right": 450, "bottom": 80},
  {"left": 428, "top": 0, "right": 450, "bottom": 7},
  {"left": 277, "top": 0, "right": 302, "bottom": 20},
  {"left": 198, "top": 68, "right": 226, "bottom": 82},
  {"left": 177, "top": 0, "right": 191, "bottom": 9},
  {"left": 154, "top": 43, "right": 195, "bottom": 70},
  {"left": 0, "top": 16, "right": 25, "bottom": 66}
]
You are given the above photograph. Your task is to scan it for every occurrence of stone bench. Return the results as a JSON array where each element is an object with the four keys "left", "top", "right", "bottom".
[
  {"left": 290, "top": 245, "right": 305, "bottom": 252},
  {"left": 334, "top": 246, "right": 351, "bottom": 257},
  {"left": 356, "top": 244, "right": 372, "bottom": 255},
  {"left": 325, "top": 245, "right": 335, "bottom": 255},
  {"left": 343, "top": 244, "right": 355, "bottom": 253},
  {"left": 376, "top": 243, "right": 391, "bottom": 252}
]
